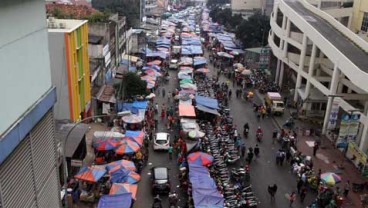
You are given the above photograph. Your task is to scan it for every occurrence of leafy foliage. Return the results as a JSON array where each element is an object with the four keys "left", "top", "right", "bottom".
[
  {"left": 235, "top": 12, "right": 271, "bottom": 48},
  {"left": 210, "top": 8, "right": 242, "bottom": 31},
  {"left": 123, "top": 72, "right": 148, "bottom": 98},
  {"left": 92, "top": 0, "right": 140, "bottom": 27}
]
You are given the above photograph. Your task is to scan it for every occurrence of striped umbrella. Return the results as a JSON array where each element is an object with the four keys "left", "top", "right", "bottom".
[
  {"left": 122, "top": 115, "right": 144, "bottom": 124},
  {"left": 74, "top": 165, "right": 106, "bottom": 183},
  {"left": 110, "top": 168, "right": 141, "bottom": 184},
  {"left": 93, "top": 138, "right": 122, "bottom": 151},
  {"left": 114, "top": 141, "right": 140, "bottom": 155},
  {"left": 320, "top": 172, "right": 342, "bottom": 186},
  {"left": 106, "top": 160, "right": 137, "bottom": 172},
  {"left": 109, "top": 183, "right": 138, "bottom": 200}
]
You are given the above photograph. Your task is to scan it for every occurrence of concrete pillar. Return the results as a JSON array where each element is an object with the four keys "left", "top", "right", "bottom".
[
  {"left": 347, "top": 14, "right": 353, "bottom": 29},
  {"left": 304, "top": 44, "right": 318, "bottom": 99},
  {"left": 322, "top": 65, "right": 340, "bottom": 135},
  {"left": 359, "top": 114, "right": 368, "bottom": 151},
  {"left": 278, "top": 62, "right": 285, "bottom": 87},
  {"left": 317, "top": 0, "right": 322, "bottom": 9},
  {"left": 275, "top": 59, "right": 281, "bottom": 83},
  {"left": 294, "top": 35, "right": 308, "bottom": 102},
  {"left": 285, "top": 19, "right": 291, "bottom": 38}
]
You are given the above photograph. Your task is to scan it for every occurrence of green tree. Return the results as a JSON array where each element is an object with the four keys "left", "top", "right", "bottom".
[
  {"left": 92, "top": 0, "right": 140, "bottom": 27},
  {"left": 207, "top": 0, "right": 230, "bottom": 8},
  {"left": 122, "top": 72, "right": 148, "bottom": 98},
  {"left": 236, "top": 12, "right": 270, "bottom": 48}
]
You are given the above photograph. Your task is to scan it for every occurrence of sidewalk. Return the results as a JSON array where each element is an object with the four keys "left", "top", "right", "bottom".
[{"left": 255, "top": 90, "right": 365, "bottom": 207}]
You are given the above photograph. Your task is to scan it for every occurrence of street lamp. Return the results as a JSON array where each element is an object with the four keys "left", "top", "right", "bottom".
[{"left": 62, "top": 114, "right": 113, "bottom": 208}]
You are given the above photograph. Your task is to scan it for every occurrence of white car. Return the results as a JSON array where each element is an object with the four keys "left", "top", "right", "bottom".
[
  {"left": 153, "top": 132, "right": 171, "bottom": 151},
  {"left": 169, "top": 59, "right": 178, "bottom": 70}
]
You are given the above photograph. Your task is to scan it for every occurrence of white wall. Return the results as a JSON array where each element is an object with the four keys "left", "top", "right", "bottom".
[
  {"left": 48, "top": 32, "right": 71, "bottom": 121},
  {"left": 0, "top": 0, "right": 52, "bottom": 134}
]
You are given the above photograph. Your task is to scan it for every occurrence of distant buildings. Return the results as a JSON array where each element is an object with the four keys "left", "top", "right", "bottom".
[
  {"left": 0, "top": 0, "right": 60, "bottom": 207},
  {"left": 231, "top": 0, "right": 274, "bottom": 18},
  {"left": 48, "top": 18, "right": 92, "bottom": 122}
]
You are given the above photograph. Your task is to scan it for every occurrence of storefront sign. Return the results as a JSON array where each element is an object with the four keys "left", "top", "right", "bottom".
[
  {"left": 71, "top": 159, "right": 83, "bottom": 167},
  {"left": 327, "top": 100, "right": 339, "bottom": 130},
  {"left": 346, "top": 141, "right": 367, "bottom": 167},
  {"left": 336, "top": 113, "right": 361, "bottom": 148},
  {"left": 347, "top": 113, "right": 360, "bottom": 142},
  {"left": 336, "top": 114, "right": 350, "bottom": 148}
]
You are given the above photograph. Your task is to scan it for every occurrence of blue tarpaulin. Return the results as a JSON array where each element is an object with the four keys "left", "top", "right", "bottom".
[
  {"left": 97, "top": 193, "right": 132, "bottom": 208},
  {"left": 193, "top": 59, "right": 207, "bottom": 66},
  {"left": 125, "top": 130, "right": 142, "bottom": 137},
  {"left": 132, "top": 101, "right": 147, "bottom": 109},
  {"left": 188, "top": 158, "right": 224, "bottom": 208},
  {"left": 195, "top": 95, "right": 219, "bottom": 109},
  {"left": 117, "top": 102, "right": 138, "bottom": 114}
]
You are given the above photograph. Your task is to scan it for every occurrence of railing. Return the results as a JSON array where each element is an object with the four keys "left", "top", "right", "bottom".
[{"left": 299, "top": 0, "right": 368, "bottom": 53}]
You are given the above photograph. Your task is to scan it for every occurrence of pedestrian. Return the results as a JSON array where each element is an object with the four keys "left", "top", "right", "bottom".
[
  {"left": 288, "top": 191, "right": 296, "bottom": 207},
  {"left": 228, "top": 89, "right": 232, "bottom": 99},
  {"left": 254, "top": 144, "right": 260, "bottom": 158},
  {"left": 297, "top": 178, "right": 304, "bottom": 194},
  {"left": 300, "top": 186, "right": 307, "bottom": 203},
  {"left": 241, "top": 143, "right": 246, "bottom": 158},
  {"left": 280, "top": 151, "right": 286, "bottom": 166},
  {"left": 268, "top": 185, "right": 274, "bottom": 200},
  {"left": 162, "top": 88, "right": 166, "bottom": 97},
  {"left": 313, "top": 141, "right": 319, "bottom": 156},
  {"left": 168, "top": 145, "right": 173, "bottom": 160},
  {"left": 343, "top": 180, "right": 350, "bottom": 197},
  {"left": 272, "top": 129, "right": 278, "bottom": 144},
  {"left": 246, "top": 148, "right": 254, "bottom": 164}
]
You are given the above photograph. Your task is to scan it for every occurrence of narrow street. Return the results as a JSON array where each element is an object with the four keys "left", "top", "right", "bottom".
[{"left": 134, "top": 48, "right": 317, "bottom": 207}]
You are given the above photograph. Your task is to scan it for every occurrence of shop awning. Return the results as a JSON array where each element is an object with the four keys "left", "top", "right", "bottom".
[
  {"left": 122, "top": 54, "right": 139, "bottom": 63},
  {"left": 97, "top": 85, "right": 116, "bottom": 103},
  {"left": 195, "top": 95, "right": 219, "bottom": 109},
  {"left": 56, "top": 123, "right": 89, "bottom": 158},
  {"left": 97, "top": 193, "right": 132, "bottom": 208},
  {"left": 179, "top": 104, "right": 196, "bottom": 117},
  {"left": 196, "top": 105, "right": 220, "bottom": 116}
]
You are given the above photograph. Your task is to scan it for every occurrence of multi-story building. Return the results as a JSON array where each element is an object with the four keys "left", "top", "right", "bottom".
[
  {"left": 350, "top": 0, "right": 368, "bottom": 40},
  {"left": 48, "top": 18, "right": 92, "bottom": 122},
  {"left": 269, "top": 0, "right": 368, "bottom": 158},
  {"left": 0, "top": 0, "right": 60, "bottom": 207},
  {"left": 231, "top": 0, "right": 274, "bottom": 18}
]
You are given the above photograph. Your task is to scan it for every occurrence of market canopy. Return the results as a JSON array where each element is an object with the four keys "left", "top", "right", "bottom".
[
  {"left": 179, "top": 104, "right": 196, "bottom": 117},
  {"left": 122, "top": 114, "right": 144, "bottom": 124},
  {"left": 196, "top": 105, "right": 220, "bottom": 116},
  {"left": 114, "top": 140, "right": 140, "bottom": 155},
  {"left": 93, "top": 138, "right": 123, "bottom": 151},
  {"left": 195, "top": 68, "right": 209, "bottom": 74},
  {"left": 147, "top": 60, "right": 162, "bottom": 66},
  {"left": 187, "top": 152, "right": 213, "bottom": 166},
  {"left": 124, "top": 130, "right": 145, "bottom": 146},
  {"left": 180, "top": 83, "right": 197, "bottom": 91},
  {"left": 180, "top": 79, "right": 193, "bottom": 85},
  {"left": 75, "top": 165, "right": 107, "bottom": 183},
  {"left": 195, "top": 95, "right": 219, "bottom": 109},
  {"left": 109, "top": 183, "right": 138, "bottom": 200},
  {"left": 106, "top": 159, "right": 137, "bottom": 172},
  {"left": 97, "top": 193, "right": 132, "bottom": 208},
  {"left": 110, "top": 168, "right": 141, "bottom": 184}
]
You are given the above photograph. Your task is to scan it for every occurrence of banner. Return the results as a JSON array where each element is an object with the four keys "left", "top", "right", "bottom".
[
  {"left": 346, "top": 141, "right": 367, "bottom": 170},
  {"left": 327, "top": 100, "right": 339, "bottom": 130},
  {"left": 347, "top": 113, "right": 360, "bottom": 142},
  {"left": 336, "top": 113, "right": 361, "bottom": 148},
  {"left": 336, "top": 114, "right": 350, "bottom": 148}
]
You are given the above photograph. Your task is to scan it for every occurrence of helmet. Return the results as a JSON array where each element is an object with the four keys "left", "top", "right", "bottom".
[{"left": 258, "top": 126, "right": 261, "bottom": 129}]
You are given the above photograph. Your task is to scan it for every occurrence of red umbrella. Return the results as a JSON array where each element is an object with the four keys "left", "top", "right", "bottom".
[{"left": 93, "top": 138, "right": 122, "bottom": 151}]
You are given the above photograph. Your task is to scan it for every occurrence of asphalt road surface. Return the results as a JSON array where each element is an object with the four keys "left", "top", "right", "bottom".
[{"left": 134, "top": 49, "right": 317, "bottom": 208}]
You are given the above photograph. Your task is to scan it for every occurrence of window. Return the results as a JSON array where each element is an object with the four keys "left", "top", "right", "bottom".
[
  {"left": 311, "top": 103, "right": 320, "bottom": 111},
  {"left": 361, "top": 12, "right": 368, "bottom": 32}
]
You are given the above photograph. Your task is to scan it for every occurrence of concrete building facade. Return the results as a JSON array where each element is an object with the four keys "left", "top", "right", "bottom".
[
  {"left": 269, "top": 0, "right": 368, "bottom": 158},
  {"left": 48, "top": 18, "right": 92, "bottom": 122},
  {"left": 231, "top": 0, "right": 274, "bottom": 17},
  {"left": 0, "top": 0, "right": 60, "bottom": 207}
]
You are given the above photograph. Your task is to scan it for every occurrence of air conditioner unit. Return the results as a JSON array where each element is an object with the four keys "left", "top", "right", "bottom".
[
  {"left": 48, "top": 22, "right": 57, "bottom": 29},
  {"left": 59, "top": 22, "right": 66, "bottom": 29}
]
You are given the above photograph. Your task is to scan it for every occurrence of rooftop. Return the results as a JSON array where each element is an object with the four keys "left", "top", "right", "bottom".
[{"left": 47, "top": 18, "right": 87, "bottom": 33}]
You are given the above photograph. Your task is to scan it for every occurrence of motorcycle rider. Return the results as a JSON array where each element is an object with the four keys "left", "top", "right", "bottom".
[
  {"left": 254, "top": 144, "right": 260, "bottom": 157},
  {"left": 168, "top": 191, "right": 178, "bottom": 207},
  {"left": 152, "top": 195, "right": 162, "bottom": 208},
  {"left": 256, "top": 126, "right": 263, "bottom": 142},
  {"left": 256, "top": 126, "right": 263, "bottom": 135}
]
